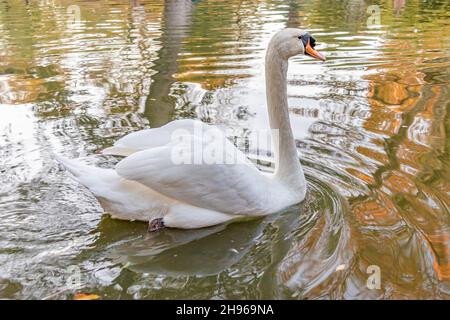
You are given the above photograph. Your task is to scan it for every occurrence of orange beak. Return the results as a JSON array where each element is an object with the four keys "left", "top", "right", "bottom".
[{"left": 305, "top": 39, "right": 326, "bottom": 61}]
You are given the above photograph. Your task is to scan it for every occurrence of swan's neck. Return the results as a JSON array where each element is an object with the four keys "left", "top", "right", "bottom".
[{"left": 265, "top": 48, "right": 305, "bottom": 190}]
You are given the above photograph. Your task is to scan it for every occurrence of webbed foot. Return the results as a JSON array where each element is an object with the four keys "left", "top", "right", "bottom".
[{"left": 148, "top": 218, "right": 164, "bottom": 232}]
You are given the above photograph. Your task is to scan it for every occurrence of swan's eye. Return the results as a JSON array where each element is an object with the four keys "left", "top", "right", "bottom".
[{"left": 299, "top": 34, "right": 308, "bottom": 48}]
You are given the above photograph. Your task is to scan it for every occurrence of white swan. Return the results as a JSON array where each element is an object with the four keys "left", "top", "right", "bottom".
[{"left": 56, "top": 28, "right": 325, "bottom": 230}]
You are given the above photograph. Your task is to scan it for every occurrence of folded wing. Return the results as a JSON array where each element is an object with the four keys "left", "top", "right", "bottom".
[
  {"left": 102, "top": 119, "right": 215, "bottom": 156},
  {"left": 115, "top": 135, "right": 272, "bottom": 215}
]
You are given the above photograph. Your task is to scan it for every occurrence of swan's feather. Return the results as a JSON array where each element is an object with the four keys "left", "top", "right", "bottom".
[
  {"left": 115, "top": 136, "right": 279, "bottom": 216},
  {"left": 102, "top": 146, "right": 137, "bottom": 157},
  {"left": 102, "top": 119, "right": 212, "bottom": 156}
]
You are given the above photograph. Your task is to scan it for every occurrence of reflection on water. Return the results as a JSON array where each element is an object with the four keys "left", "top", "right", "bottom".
[{"left": 0, "top": 0, "right": 449, "bottom": 299}]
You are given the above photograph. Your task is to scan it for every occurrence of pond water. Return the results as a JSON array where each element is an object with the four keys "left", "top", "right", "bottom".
[{"left": 0, "top": 0, "right": 449, "bottom": 299}]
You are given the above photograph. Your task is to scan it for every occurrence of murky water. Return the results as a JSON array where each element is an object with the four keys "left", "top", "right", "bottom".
[{"left": 0, "top": 0, "right": 449, "bottom": 299}]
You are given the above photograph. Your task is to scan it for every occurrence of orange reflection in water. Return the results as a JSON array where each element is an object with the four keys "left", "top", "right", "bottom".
[{"left": 355, "top": 15, "right": 450, "bottom": 288}]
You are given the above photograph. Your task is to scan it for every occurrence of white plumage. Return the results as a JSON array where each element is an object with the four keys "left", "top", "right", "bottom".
[{"left": 56, "top": 28, "right": 326, "bottom": 230}]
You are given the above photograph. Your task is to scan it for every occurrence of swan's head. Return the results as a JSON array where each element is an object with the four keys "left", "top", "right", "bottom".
[{"left": 269, "top": 28, "right": 326, "bottom": 61}]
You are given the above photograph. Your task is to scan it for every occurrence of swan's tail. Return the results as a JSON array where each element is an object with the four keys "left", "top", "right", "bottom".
[
  {"left": 54, "top": 154, "right": 165, "bottom": 222},
  {"left": 54, "top": 154, "right": 93, "bottom": 178},
  {"left": 54, "top": 154, "right": 119, "bottom": 198}
]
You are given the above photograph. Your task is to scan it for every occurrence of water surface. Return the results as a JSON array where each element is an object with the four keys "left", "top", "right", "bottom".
[{"left": 0, "top": 0, "right": 449, "bottom": 299}]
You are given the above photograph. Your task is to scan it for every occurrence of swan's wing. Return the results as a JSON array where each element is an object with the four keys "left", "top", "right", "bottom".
[
  {"left": 115, "top": 135, "right": 272, "bottom": 215},
  {"left": 103, "top": 119, "right": 214, "bottom": 156}
]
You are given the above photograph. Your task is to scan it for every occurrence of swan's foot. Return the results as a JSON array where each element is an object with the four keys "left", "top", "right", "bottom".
[{"left": 148, "top": 218, "right": 164, "bottom": 232}]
